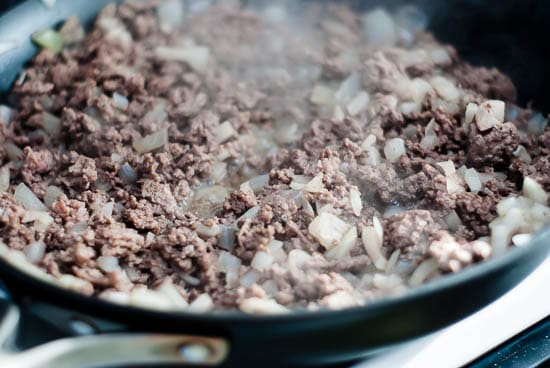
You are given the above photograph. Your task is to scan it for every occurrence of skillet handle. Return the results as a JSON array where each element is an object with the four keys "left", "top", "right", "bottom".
[{"left": 0, "top": 301, "right": 229, "bottom": 368}]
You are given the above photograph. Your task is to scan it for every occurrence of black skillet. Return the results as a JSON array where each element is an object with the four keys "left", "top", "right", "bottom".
[{"left": 0, "top": 0, "right": 548, "bottom": 367}]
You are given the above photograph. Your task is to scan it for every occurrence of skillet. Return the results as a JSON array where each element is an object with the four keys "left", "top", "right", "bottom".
[{"left": 0, "top": 0, "right": 548, "bottom": 366}]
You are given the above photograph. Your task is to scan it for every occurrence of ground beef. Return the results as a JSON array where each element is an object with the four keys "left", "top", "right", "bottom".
[{"left": 0, "top": 1, "right": 547, "bottom": 314}]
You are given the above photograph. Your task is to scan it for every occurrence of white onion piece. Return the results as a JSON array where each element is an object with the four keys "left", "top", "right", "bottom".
[
  {"left": 97, "top": 255, "right": 119, "bottom": 273},
  {"left": 444, "top": 211, "right": 462, "bottom": 232},
  {"left": 420, "top": 118, "right": 438, "bottom": 149},
  {"left": 513, "top": 145, "right": 532, "bottom": 164},
  {"left": 361, "top": 134, "right": 377, "bottom": 150},
  {"left": 196, "top": 223, "right": 221, "bottom": 238},
  {"left": 261, "top": 280, "right": 278, "bottom": 296},
  {"left": 437, "top": 160, "right": 456, "bottom": 176},
  {"left": 366, "top": 146, "right": 382, "bottom": 166},
  {"left": 400, "top": 101, "right": 421, "bottom": 115},
  {"left": 251, "top": 251, "right": 274, "bottom": 272},
  {"left": 96, "top": 201, "right": 114, "bottom": 217},
  {"left": 0, "top": 166, "right": 9, "bottom": 192},
  {"left": 156, "top": 280, "right": 188, "bottom": 308},
  {"left": 409, "top": 258, "right": 439, "bottom": 287},
  {"left": 4, "top": 143, "right": 23, "bottom": 162},
  {"left": 523, "top": 177, "right": 549, "bottom": 204},
  {"left": 373, "top": 216, "right": 384, "bottom": 246},
  {"left": 14, "top": 183, "right": 48, "bottom": 211},
  {"left": 157, "top": 0, "right": 185, "bottom": 33},
  {"left": 112, "top": 92, "right": 129, "bottom": 111},
  {"left": 155, "top": 46, "right": 210, "bottom": 73},
  {"left": 362, "top": 8, "right": 398, "bottom": 47},
  {"left": 347, "top": 91, "right": 370, "bottom": 116},
  {"left": 526, "top": 113, "right": 548, "bottom": 135},
  {"left": 0, "top": 105, "right": 13, "bottom": 126},
  {"left": 218, "top": 225, "right": 236, "bottom": 250},
  {"left": 310, "top": 84, "right": 335, "bottom": 105},
  {"left": 512, "top": 233, "right": 532, "bottom": 247},
  {"left": 240, "top": 270, "right": 259, "bottom": 287},
  {"left": 188, "top": 294, "right": 214, "bottom": 312},
  {"left": 325, "top": 226, "right": 357, "bottom": 260},
  {"left": 464, "top": 168, "right": 482, "bottom": 193},
  {"left": 394, "top": 5, "right": 428, "bottom": 33},
  {"left": 475, "top": 100, "right": 505, "bottom": 131},
  {"left": 41, "top": 112, "right": 61, "bottom": 135},
  {"left": 430, "top": 48, "right": 451, "bottom": 65},
  {"left": 335, "top": 73, "right": 361, "bottom": 104},
  {"left": 430, "top": 76, "right": 460, "bottom": 101},
  {"left": 22, "top": 211, "right": 54, "bottom": 228},
  {"left": 385, "top": 249, "right": 401, "bottom": 273},
  {"left": 308, "top": 212, "right": 351, "bottom": 249},
  {"left": 236, "top": 206, "right": 260, "bottom": 223},
  {"left": 464, "top": 103, "right": 478, "bottom": 126},
  {"left": 119, "top": 162, "right": 138, "bottom": 184},
  {"left": 133, "top": 129, "right": 168, "bottom": 153},
  {"left": 215, "top": 121, "right": 236, "bottom": 144},
  {"left": 384, "top": 138, "right": 406, "bottom": 163},
  {"left": 24, "top": 241, "right": 46, "bottom": 263},
  {"left": 304, "top": 173, "right": 324, "bottom": 193},
  {"left": 373, "top": 273, "right": 402, "bottom": 289},
  {"left": 288, "top": 249, "right": 311, "bottom": 273},
  {"left": 274, "top": 121, "right": 298, "bottom": 144},
  {"left": 247, "top": 174, "right": 269, "bottom": 193},
  {"left": 361, "top": 225, "right": 386, "bottom": 270},
  {"left": 219, "top": 251, "right": 241, "bottom": 286},
  {"left": 349, "top": 188, "right": 362, "bottom": 216},
  {"left": 239, "top": 297, "right": 289, "bottom": 315},
  {"left": 210, "top": 162, "right": 227, "bottom": 183}
]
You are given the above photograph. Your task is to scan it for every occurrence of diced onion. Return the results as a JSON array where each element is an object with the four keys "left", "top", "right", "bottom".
[
  {"left": 219, "top": 251, "right": 241, "bottom": 286},
  {"left": 157, "top": 0, "right": 185, "bottom": 33},
  {"left": 0, "top": 105, "right": 13, "bottom": 126},
  {"left": 240, "top": 270, "right": 259, "bottom": 287},
  {"left": 119, "top": 162, "right": 138, "bottom": 184},
  {"left": 196, "top": 223, "right": 221, "bottom": 238},
  {"left": 304, "top": 173, "right": 324, "bottom": 193},
  {"left": 24, "top": 241, "right": 46, "bottom": 263},
  {"left": 246, "top": 174, "right": 269, "bottom": 193},
  {"left": 210, "top": 161, "right": 227, "bottom": 183},
  {"left": 361, "top": 225, "right": 386, "bottom": 270},
  {"left": 384, "top": 138, "right": 406, "bottom": 163},
  {"left": 112, "top": 92, "right": 129, "bottom": 111},
  {"left": 362, "top": 8, "right": 398, "bottom": 47},
  {"left": 14, "top": 183, "right": 48, "bottom": 211},
  {"left": 310, "top": 85, "right": 335, "bottom": 106},
  {"left": 430, "top": 48, "right": 451, "bottom": 65},
  {"left": 0, "top": 166, "right": 10, "bottom": 192},
  {"left": 188, "top": 294, "right": 214, "bottom": 312},
  {"left": 215, "top": 121, "right": 236, "bottom": 144},
  {"left": 349, "top": 188, "right": 362, "bottom": 216},
  {"left": 513, "top": 145, "right": 532, "bottom": 164},
  {"left": 430, "top": 76, "right": 460, "bottom": 101},
  {"left": 156, "top": 279, "right": 188, "bottom": 308},
  {"left": 335, "top": 73, "right": 361, "bottom": 104},
  {"left": 155, "top": 46, "right": 211, "bottom": 73},
  {"left": 409, "top": 258, "right": 438, "bottom": 287},
  {"left": 98, "top": 255, "right": 119, "bottom": 273},
  {"left": 347, "top": 91, "right": 370, "bottom": 116},
  {"left": 42, "top": 112, "right": 61, "bottom": 135},
  {"left": 4, "top": 143, "right": 23, "bottom": 162},
  {"left": 464, "top": 103, "right": 478, "bottom": 126},
  {"left": 32, "top": 29, "right": 64, "bottom": 54},
  {"left": 420, "top": 118, "right": 439, "bottom": 150},
  {"left": 475, "top": 100, "right": 505, "bottom": 131},
  {"left": 325, "top": 226, "right": 357, "bottom": 260},
  {"left": 523, "top": 177, "right": 548, "bottom": 204},
  {"left": 133, "top": 129, "right": 168, "bottom": 153},
  {"left": 464, "top": 168, "right": 482, "bottom": 193},
  {"left": 308, "top": 213, "right": 351, "bottom": 249},
  {"left": 239, "top": 297, "right": 289, "bottom": 314},
  {"left": 251, "top": 251, "right": 274, "bottom": 272}
]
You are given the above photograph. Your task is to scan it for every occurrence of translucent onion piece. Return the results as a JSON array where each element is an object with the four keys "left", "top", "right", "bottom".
[
  {"left": 325, "top": 226, "right": 357, "bottom": 260},
  {"left": 362, "top": 8, "right": 397, "bottom": 47},
  {"left": 219, "top": 251, "right": 241, "bottom": 286},
  {"left": 475, "top": 100, "right": 505, "bottom": 131},
  {"left": 464, "top": 103, "right": 478, "bottom": 126},
  {"left": 155, "top": 46, "right": 210, "bottom": 73},
  {"left": 384, "top": 138, "right": 406, "bottom": 163},
  {"left": 346, "top": 91, "right": 370, "bottom": 116},
  {"left": 409, "top": 258, "right": 439, "bottom": 287},
  {"left": 239, "top": 297, "right": 289, "bottom": 315},
  {"left": 464, "top": 168, "right": 482, "bottom": 193},
  {"left": 14, "top": 183, "right": 48, "bottom": 211},
  {"left": 42, "top": 112, "right": 61, "bottom": 135},
  {"left": 24, "top": 241, "right": 46, "bottom": 263},
  {"left": 97, "top": 255, "right": 119, "bottom": 273},
  {"left": 430, "top": 76, "right": 460, "bottom": 101},
  {"left": 32, "top": 29, "right": 64, "bottom": 54},
  {"left": 310, "top": 84, "right": 335, "bottom": 106},
  {"left": 119, "top": 162, "right": 138, "bottom": 184},
  {"left": 112, "top": 92, "right": 129, "bottom": 110},
  {"left": 157, "top": 0, "right": 185, "bottom": 33},
  {"left": 133, "top": 129, "right": 168, "bottom": 153},
  {"left": 4, "top": 143, "right": 23, "bottom": 162},
  {"left": 308, "top": 212, "right": 351, "bottom": 249},
  {"left": 251, "top": 251, "right": 274, "bottom": 272},
  {"left": 361, "top": 225, "right": 386, "bottom": 270},
  {"left": 349, "top": 188, "right": 362, "bottom": 216},
  {"left": 0, "top": 105, "right": 13, "bottom": 126},
  {"left": 0, "top": 166, "right": 9, "bottom": 192},
  {"left": 335, "top": 73, "right": 361, "bottom": 104},
  {"left": 215, "top": 121, "right": 236, "bottom": 143},
  {"left": 523, "top": 177, "right": 549, "bottom": 204}
]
